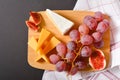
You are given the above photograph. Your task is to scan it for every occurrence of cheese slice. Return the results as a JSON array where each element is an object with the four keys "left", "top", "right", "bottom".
[
  {"left": 43, "top": 36, "right": 60, "bottom": 54},
  {"left": 46, "top": 9, "right": 74, "bottom": 35},
  {"left": 28, "top": 29, "right": 60, "bottom": 63},
  {"left": 28, "top": 36, "right": 50, "bottom": 62},
  {"left": 36, "top": 49, "right": 49, "bottom": 63},
  {"left": 36, "top": 28, "right": 52, "bottom": 51},
  {"left": 36, "top": 37, "right": 60, "bottom": 62},
  {"left": 28, "top": 37, "right": 38, "bottom": 50}
]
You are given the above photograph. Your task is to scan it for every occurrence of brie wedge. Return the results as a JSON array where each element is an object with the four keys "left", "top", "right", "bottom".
[{"left": 46, "top": 9, "right": 74, "bottom": 35}]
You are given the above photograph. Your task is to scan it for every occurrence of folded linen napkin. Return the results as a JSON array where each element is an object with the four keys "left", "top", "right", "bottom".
[{"left": 42, "top": 0, "right": 120, "bottom": 80}]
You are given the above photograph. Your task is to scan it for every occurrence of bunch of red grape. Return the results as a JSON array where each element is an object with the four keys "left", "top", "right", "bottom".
[
  {"left": 79, "top": 12, "right": 109, "bottom": 48},
  {"left": 49, "top": 11, "right": 109, "bottom": 75}
]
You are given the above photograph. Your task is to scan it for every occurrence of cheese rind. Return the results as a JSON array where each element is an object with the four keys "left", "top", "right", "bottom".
[{"left": 46, "top": 9, "right": 74, "bottom": 35}]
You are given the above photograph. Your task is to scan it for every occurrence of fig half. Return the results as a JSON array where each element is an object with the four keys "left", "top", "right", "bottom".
[
  {"left": 89, "top": 49, "right": 106, "bottom": 70},
  {"left": 30, "top": 11, "right": 42, "bottom": 25}
]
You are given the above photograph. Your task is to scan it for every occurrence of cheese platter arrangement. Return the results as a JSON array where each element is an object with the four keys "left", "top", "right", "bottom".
[{"left": 26, "top": 9, "right": 110, "bottom": 75}]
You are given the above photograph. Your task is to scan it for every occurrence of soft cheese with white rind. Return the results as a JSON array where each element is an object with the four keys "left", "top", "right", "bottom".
[{"left": 46, "top": 9, "right": 74, "bottom": 35}]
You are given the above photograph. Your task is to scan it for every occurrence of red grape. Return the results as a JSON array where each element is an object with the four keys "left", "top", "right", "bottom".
[
  {"left": 96, "top": 21, "right": 109, "bottom": 33},
  {"left": 67, "top": 41, "right": 77, "bottom": 51},
  {"left": 56, "top": 43, "right": 67, "bottom": 57},
  {"left": 94, "top": 11, "right": 104, "bottom": 22},
  {"left": 69, "top": 29, "right": 80, "bottom": 41},
  {"left": 78, "top": 24, "right": 89, "bottom": 35},
  {"left": 49, "top": 54, "right": 60, "bottom": 64},
  {"left": 81, "top": 34, "right": 93, "bottom": 45},
  {"left": 66, "top": 51, "right": 76, "bottom": 62},
  {"left": 94, "top": 40, "right": 104, "bottom": 48},
  {"left": 80, "top": 46, "right": 92, "bottom": 57},
  {"left": 83, "top": 15, "right": 93, "bottom": 23},
  {"left": 69, "top": 66, "right": 78, "bottom": 75},
  {"left": 103, "top": 19, "right": 109, "bottom": 26},
  {"left": 75, "top": 61, "right": 87, "bottom": 70},
  {"left": 83, "top": 15, "right": 97, "bottom": 30},
  {"left": 56, "top": 61, "right": 66, "bottom": 72},
  {"left": 92, "top": 31, "right": 103, "bottom": 42}
]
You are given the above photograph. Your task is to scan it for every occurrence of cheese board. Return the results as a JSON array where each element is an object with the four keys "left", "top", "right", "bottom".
[{"left": 27, "top": 10, "right": 110, "bottom": 71}]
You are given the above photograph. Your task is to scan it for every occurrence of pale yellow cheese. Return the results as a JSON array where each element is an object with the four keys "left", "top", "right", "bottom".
[{"left": 28, "top": 37, "right": 37, "bottom": 50}]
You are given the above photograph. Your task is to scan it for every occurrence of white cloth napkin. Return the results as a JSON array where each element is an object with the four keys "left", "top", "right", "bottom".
[{"left": 42, "top": 0, "right": 120, "bottom": 80}]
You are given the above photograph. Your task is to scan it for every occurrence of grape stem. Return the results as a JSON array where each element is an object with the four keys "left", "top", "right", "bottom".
[{"left": 72, "top": 43, "right": 83, "bottom": 68}]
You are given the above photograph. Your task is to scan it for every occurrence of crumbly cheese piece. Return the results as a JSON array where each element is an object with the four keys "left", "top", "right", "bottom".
[{"left": 46, "top": 9, "right": 74, "bottom": 35}]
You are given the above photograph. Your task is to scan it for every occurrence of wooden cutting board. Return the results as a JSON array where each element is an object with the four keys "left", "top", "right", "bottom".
[{"left": 27, "top": 10, "right": 110, "bottom": 71}]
